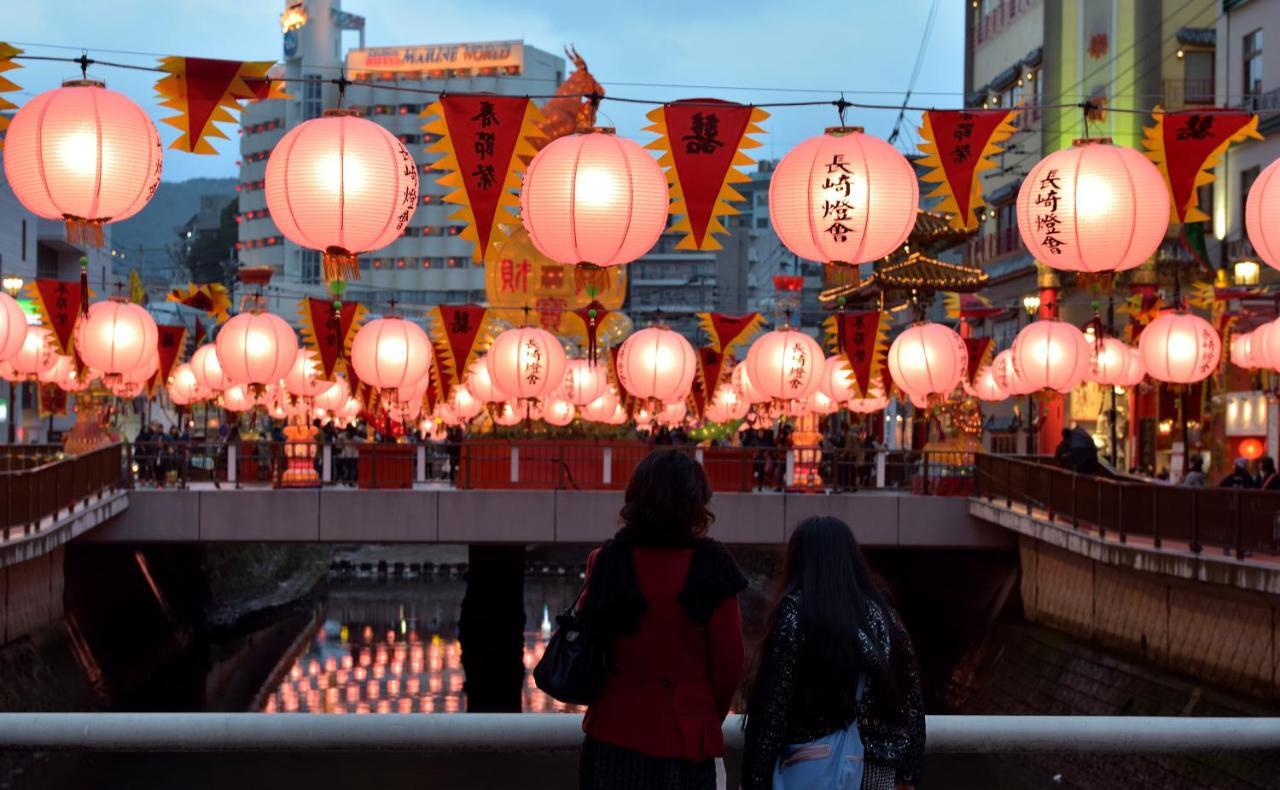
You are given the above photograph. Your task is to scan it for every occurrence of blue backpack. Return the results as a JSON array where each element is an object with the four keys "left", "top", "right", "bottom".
[{"left": 771, "top": 676, "right": 866, "bottom": 790}]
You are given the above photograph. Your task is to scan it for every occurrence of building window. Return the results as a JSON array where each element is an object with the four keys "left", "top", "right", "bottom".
[
  {"left": 304, "top": 72, "right": 323, "bottom": 120},
  {"left": 1183, "top": 50, "right": 1214, "bottom": 104},
  {"left": 300, "top": 250, "right": 320, "bottom": 284},
  {"left": 1244, "top": 29, "right": 1264, "bottom": 102}
]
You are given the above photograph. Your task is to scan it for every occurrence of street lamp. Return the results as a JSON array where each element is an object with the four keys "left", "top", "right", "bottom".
[
  {"left": 1, "top": 275, "right": 21, "bottom": 297},
  {"left": 1021, "top": 293, "right": 1041, "bottom": 317},
  {"left": 1234, "top": 259, "right": 1261, "bottom": 286}
]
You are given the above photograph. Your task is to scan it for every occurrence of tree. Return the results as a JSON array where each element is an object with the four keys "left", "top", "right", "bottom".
[{"left": 183, "top": 199, "right": 238, "bottom": 285}]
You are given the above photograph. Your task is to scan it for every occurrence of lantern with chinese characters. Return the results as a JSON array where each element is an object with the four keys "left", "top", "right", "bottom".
[
  {"left": 991, "top": 349, "right": 1031, "bottom": 396},
  {"left": 731, "top": 363, "right": 770, "bottom": 405},
  {"left": 964, "top": 366, "right": 1007, "bottom": 402},
  {"left": 110, "top": 380, "right": 145, "bottom": 398},
  {"left": 1138, "top": 312, "right": 1222, "bottom": 384},
  {"left": 886, "top": 322, "right": 967, "bottom": 405},
  {"left": 769, "top": 127, "right": 918, "bottom": 266},
  {"left": 190, "top": 344, "right": 230, "bottom": 392},
  {"left": 284, "top": 350, "right": 329, "bottom": 400},
  {"left": 314, "top": 376, "right": 351, "bottom": 412},
  {"left": 264, "top": 110, "right": 418, "bottom": 281},
  {"left": 449, "top": 383, "right": 484, "bottom": 421},
  {"left": 222, "top": 384, "right": 255, "bottom": 412},
  {"left": 543, "top": 397, "right": 576, "bottom": 427},
  {"left": 521, "top": 129, "right": 668, "bottom": 268},
  {"left": 466, "top": 357, "right": 508, "bottom": 403},
  {"left": 560, "top": 358, "right": 608, "bottom": 406},
  {"left": 846, "top": 386, "right": 889, "bottom": 414},
  {"left": 3, "top": 80, "right": 163, "bottom": 246},
  {"left": 616, "top": 326, "right": 697, "bottom": 404},
  {"left": 744, "top": 328, "right": 824, "bottom": 403},
  {"left": 1011, "top": 320, "right": 1091, "bottom": 393},
  {"left": 1016, "top": 139, "right": 1168, "bottom": 273},
  {"left": 0, "top": 291, "right": 28, "bottom": 363},
  {"left": 216, "top": 311, "right": 298, "bottom": 388},
  {"left": 1090, "top": 337, "right": 1140, "bottom": 386},
  {"left": 75, "top": 299, "right": 158, "bottom": 381},
  {"left": 1245, "top": 158, "right": 1280, "bottom": 271},
  {"left": 351, "top": 317, "right": 433, "bottom": 396},
  {"left": 168, "top": 362, "right": 206, "bottom": 405},
  {"left": 486, "top": 326, "right": 567, "bottom": 401},
  {"left": 818, "top": 355, "right": 857, "bottom": 402},
  {"left": 580, "top": 387, "right": 620, "bottom": 423},
  {"left": 8, "top": 327, "right": 57, "bottom": 379}
]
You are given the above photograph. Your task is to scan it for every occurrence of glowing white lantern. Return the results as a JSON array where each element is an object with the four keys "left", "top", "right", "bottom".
[
  {"left": 1138, "top": 312, "right": 1222, "bottom": 384},
  {"left": 964, "top": 366, "right": 1007, "bottom": 402},
  {"left": 560, "top": 358, "right": 608, "bottom": 406},
  {"left": 886, "top": 322, "right": 967, "bottom": 403},
  {"left": 616, "top": 326, "right": 697, "bottom": 403},
  {"left": 486, "top": 327, "right": 567, "bottom": 401},
  {"left": 744, "top": 328, "right": 824, "bottom": 402},
  {"left": 1011, "top": 320, "right": 1092, "bottom": 393}
]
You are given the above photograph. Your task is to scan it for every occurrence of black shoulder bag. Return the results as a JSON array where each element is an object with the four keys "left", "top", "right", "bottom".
[{"left": 533, "top": 578, "right": 608, "bottom": 705}]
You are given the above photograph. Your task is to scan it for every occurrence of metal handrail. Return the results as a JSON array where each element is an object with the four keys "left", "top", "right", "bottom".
[
  {"left": 0, "top": 443, "right": 122, "bottom": 539},
  {"left": 0, "top": 713, "right": 1275, "bottom": 754}
]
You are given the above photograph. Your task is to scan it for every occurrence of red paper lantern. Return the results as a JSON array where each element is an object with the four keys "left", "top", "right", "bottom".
[
  {"left": 847, "top": 386, "right": 889, "bottom": 414},
  {"left": 991, "top": 349, "right": 1032, "bottom": 396},
  {"left": 520, "top": 130, "right": 668, "bottom": 267},
  {"left": 1011, "top": 320, "right": 1091, "bottom": 393},
  {"left": 486, "top": 327, "right": 567, "bottom": 401},
  {"left": 168, "top": 362, "right": 207, "bottom": 404},
  {"left": 466, "top": 357, "right": 509, "bottom": 403},
  {"left": 284, "top": 350, "right": 328, "bottom": 399},
  {"left": 449, "top": 384, "right": 484, "bottom": 421},
  {"left": 351, "top": 317, "right": 433, "bottom": 395},
  {"left": 1089, "top": 337, "right": 1139, "bottom": 386},
  {"left": 492, "top": 401, "right": 525, "bottom": 427},
  {"left": 1138, "top": 312, "right": 1221, "bottom": 384},
  {"left": 580, "top": 387, "right": 621, "bottom": 422},
  {"left": 769, "top": 127, "right": 918, "bottom": 265},
  {"left": 656, "top": 400, "right": 688, "bottom": 427},
  {"left": 8, "top": 327, "right": 58, "bottom": 379},
  {"left": 190, "top": 343, "right": 230, "bottom": 392},
  {"left": 1245, "top": 158, "right": 1280, "bottom": 271},
  {"left": 314, "top": 376, "right": 351, "bottom": 412},
  {"left": 886, "top": 322, "right": 967, "bottom": 404},
  {"left": 705, "top": 383, "right": 749, "bottom": 423},
  {"left": 543, "top": 397, "right": 576, "bottom": 427},
  {"left": 616, "top": 326, "right": 697, "bottom": 403},
  {"left": 731, "top": 363, "right": 770, "bottom": 405},
  {"left": 3, "top": 80, "right": 162, "bottom": 245},
  {"left": 964, "top": 366, "right": 1007, "bottom": 402},
  {"left": 265, "top": 111, "right": 418, "bottom": 281},
  {"left": 76, "top": 300, "right": 158, "bottom": 379},
  {"left": 1230, "top": 331, "right": 1257, "bottom": 369},
  {"left": 744, "top": 329, "right": 824, "bottom": 402},
  {"left": 560, "top": 358, "right": 608, "bottom": 406},
  {"left": 216, "top": 311, "right": 299, "bottom": 387},
  {"left": 221, "top": 384, "right": 255, "bottom": 412},
  {"left": 1239, "top": 437, "right": 1265, "bottom": 461},
  {"left": 1016, "top": 139, "right": 1167, "bottom": 273},
  {"left": 0, "top": 292, "right": 28, "bottom": 363},
  {"left": 818, "top": 355, "right": 857, "bottom": 401}
]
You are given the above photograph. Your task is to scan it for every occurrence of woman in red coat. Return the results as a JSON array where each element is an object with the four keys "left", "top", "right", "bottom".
[{"left": 577, "top": 449, "right": 748, "bottom": 790}]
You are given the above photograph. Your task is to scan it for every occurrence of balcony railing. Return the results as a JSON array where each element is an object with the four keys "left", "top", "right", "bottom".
[
  {"left": 0, "top": 443, "right": 123, "bottom": 538},
  {"left": 966, "top": 226, "right": 1023, "bottom": 267},
  {"left": 1161, "top": 78, "right": 1216, "bottom": 109},
  {"left": 971, "top": 0, "right": 1038, "bottom": 49}
]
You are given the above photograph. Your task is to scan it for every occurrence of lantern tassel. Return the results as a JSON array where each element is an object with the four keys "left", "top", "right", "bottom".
[
  {"left": 64, "top": 217, "right": 104, "bottom": 248},
  {"left": 323, "top": 247, "right": 360, "bottom": 283}
]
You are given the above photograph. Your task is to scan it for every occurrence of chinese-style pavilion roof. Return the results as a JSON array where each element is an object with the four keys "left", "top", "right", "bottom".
[
  {"left": 910, "top": 209, "right": 972, "bottom": 253},
  {"left": 819, "top": 252, "right": 988, "bottom": 304}
]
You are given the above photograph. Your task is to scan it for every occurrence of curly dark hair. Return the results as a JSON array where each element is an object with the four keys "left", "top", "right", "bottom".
[{"left": 618, "top": 450, "right": 714, "bottom": 542}]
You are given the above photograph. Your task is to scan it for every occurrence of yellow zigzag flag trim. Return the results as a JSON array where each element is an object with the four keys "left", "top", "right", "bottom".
[
  {"left": 821, "top": 311, "right": 891, "bottom": 398},
  {"left": 916, "top": 109, "right": 1019, "bottom": 231},
  {"left": 695, "top": 312, "right": 767, "bottom": 358},
  {"left": 420, "top": 99, "right": 546, "bottom": 263},
  {"left": 1142, "top": 106, "right": 1263, "bottom": 224},
  {"left": 0, "top": 43, "right": 24, "bottom": 149},
  {"left": 425, "top": 306, "right": 498, "bottom": 398},
  {"left": 155, "top": 58, "right": 289, "bottom": 155},
  {"left": 296, "top": 298, "right": 367, "bottom": 380},
  {"left": 644, "top": 106, "right": 769, "bottom": 251}
]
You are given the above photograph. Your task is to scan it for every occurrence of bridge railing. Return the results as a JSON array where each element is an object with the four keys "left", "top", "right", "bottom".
[
  {"left": 0, "top": 443, "right": 123, "bottom": 539},
  {"left": 122, "top": 440, "right": 975, "bottom": 495},
  {"left": 974, "top": 454, "right": 1280, "bottom": 558}
]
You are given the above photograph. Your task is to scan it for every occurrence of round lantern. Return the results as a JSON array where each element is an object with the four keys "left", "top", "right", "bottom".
[
  {"left": 1240, "top": 437, "right": 1266, "bottom": 461},
  {"left": 216, "top": 311, "right": 298, "bottom": 387},
  {"left": 351, "top": 317, "right": 432, "bottom": 395},
  {"left": 466, "top": 357, "right": 508, "bottom": 403},
  {"left": 847, "top": 386, "right": 889, "bottom": 414},
  {"left": 520, "top": 129, "right": 668, "bottom": 267},
  {"left": 75, "top": 299, "right": 158, "bottom": 379},
  {"left": 819, "top": 355, "right": 858, "bottom": 402},
  {"left": 1011, "top": 320, "right": 1092, "bottom": 393},
  {"left": 1016, "top": 139, "right": 1168, "bottom": 273},
  {"left": 58, "top": 363, "right": 94, "bottom": 393},
  {"left": 991, "top": 348, "right": 1032, "bottom": 396},
  {"left": 560, "top": 359, "right": 608, "bottom": 406},
  {"left": 314, "top": 376, "right": 351, "bottom": 412},
  {"left": 705, "top": 383, "right": 749, "bottom": 423},
  {"left": 3, "top": 80, "right": 162, "bottom": 245},
  {"left": 1138, "top": 312, "right": 1222, "bottom": 384},
  {"left": 7, "top": 327, "right": 57, "bottom": 378},
  {"left": 744, "top": 328, "right": 824, "bottom": 402},
  {"left": 886, "top": 322, "right": 967, "bottom": 403},
  {"left": 1230, "top": 331, "right": 1256, "bottom": 369},
  {"left": 964, "top": 366, "right": 1007, "bottom": 402},
  {"left": 1250, "top": 322, "right": 1277, "bottom": 370},
  {"left": 656, "top": 400, "right": 687, "bottom": 427},
  {"left": 615, "top": 326, "right": 696, "bottom": 403},
  {"left": 264, "top": 110, "right": 417, "bottom": 281},
  {"left": 37, "top": 354, "right": 74, "bottom": 386},
  {"left": 1119, "top": 347, "right": 1146, "bottom": 387},
  {"left": 1090, "top": 337, "right": 1139, "bottom": 386},
  {"left": 485, "top": 326, "right": 567, "bottom": 401},
  {"left": 1245, "top": 158, "right": 1280, "bottom": 271},
  {"left": 493, "top": 401, "right": 525, "bottom": 427},
  {"left": 285, "top": 350, "right": 329, "bottom": 399},
  {"left": 110, "top": 380, "right": 144, "bottom": 399},
  {"left": 0, "top": 291, "right": 28, "bottom": 363},
  {"left": 607, "top": 403, "right": 628, "bottom": 425},
  {"left": 449, "top": 384, "right": 484, "bottom": 421},
  {"left": 221, "top": 384, "right": 255, "bottom": 412},
  {"left": 808, "top": 390, "right": 837, "bottom": 416},
  {"left": 334, "top": 397, "right": 362, "bottom": 426},
  {"left": 731, "top": 363, "right": 770, "bottom": 405},
  {"left": 580, "top": 387, "right": 620, "bottom": 423},
  {"left": 543, "top": 397, "right": 576, "bottom": 427},
  {"left": 168, "top": 362, "right": 206, "bottom": 404},
  {"left": 769, "top": 127, "right": 918, "bottom": 264},
  {"left": 190, "top": 344, "right": 230, "bottom": 392},
  {"left": 118, "top": 348, "right": 159, "bottom": 386}
]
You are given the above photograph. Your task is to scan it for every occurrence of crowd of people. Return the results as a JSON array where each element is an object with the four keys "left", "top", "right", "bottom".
[{"left": 1179, "top": 454, "right": 1280, "bottom": 490}]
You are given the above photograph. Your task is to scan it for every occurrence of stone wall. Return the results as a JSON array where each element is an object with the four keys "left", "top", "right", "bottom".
[
  {"left": 0, "top": 546, "right": 64, "bottom": 645},
  {"left": 1019, "top": 536, "right": 1280, "bottom": 698}
]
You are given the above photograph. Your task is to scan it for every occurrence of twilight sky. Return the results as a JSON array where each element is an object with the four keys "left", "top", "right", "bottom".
[{"left": 5, "top": 0, "right": 965, "bottom": 182}]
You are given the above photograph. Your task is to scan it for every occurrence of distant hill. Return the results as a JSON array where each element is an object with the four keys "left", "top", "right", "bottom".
[{"left": 111, "top": 178, "right": 237, "bottom": 281}]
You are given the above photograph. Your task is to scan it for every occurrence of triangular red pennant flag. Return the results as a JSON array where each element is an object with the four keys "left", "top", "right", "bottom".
[
  {"left": 1144, "top": 108, "right": 1261, "bottom": 223},
  {"left": 299, "top": 297, "right": 365, "bottom": 381},
  {"left": 917, "top": 110, "right": 1018, "bottom": 230},
  {"left": 430, "top": 304, "right": 488, "bottom": 397},
  {"left": 28, "top": 279, "right": 85, "bottom": 356},
  {"left": 698, "top": 347, "right": 726, "bottom": 411},
  {"left": 829, "top": 312, "right": 890, "bottom": 398},
  {"left": 149, "top": 324, "right": 188, "bottom": 396},
  {"left": 962, "top": 337, "right": 993, "bottom": 386}
]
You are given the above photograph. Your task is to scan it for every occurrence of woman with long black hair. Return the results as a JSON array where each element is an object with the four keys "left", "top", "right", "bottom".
[
  {"left": 742, "top": 516, "right": 925, "bottom": 789},
  {"left": 576, "top": 449, "right": 748, "bottom": 789}
]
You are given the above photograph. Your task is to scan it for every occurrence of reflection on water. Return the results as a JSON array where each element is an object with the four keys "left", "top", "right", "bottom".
[{"left": 260, "top": 575, "right": 584, "bottom": 714}]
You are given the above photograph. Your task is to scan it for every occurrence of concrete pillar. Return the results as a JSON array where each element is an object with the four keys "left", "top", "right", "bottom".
[{"left": 459, "top": 546, "right": 526, "bottom": 713}]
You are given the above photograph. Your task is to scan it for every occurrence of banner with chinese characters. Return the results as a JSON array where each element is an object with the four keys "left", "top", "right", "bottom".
[
  {"left": 695, "top": 312, "right": 766, "bottom": 362},
  {"left": 962, "top": 337, "right": 993, "bottom": 386},
  {"left": 644, "top": 99, "right": 768, "bottom": 250},
  {"left": 1142, "top": 107, "right": 1261, "bottom": 223},
  {"left": 421, "top": 95, "right": 545, "bottom": 263},
  {"left": 917, "top": 110, "right": 1018, "bottom": 230},
  {"left": 696, "top": 346, "right": 727, "bottom": 415},
  {"left": 427, "top": 304, "right": 492, "bottom": 398},
  {"left": 26, "top": 279, "right": 89, "bottom": 356},
  {"left": 485, "top": 226, "right": 627, "bottom": 339},
  {"left": 167, "top": 283, "right": 231, "bottom": 323},
  {"left": 823, "top": 311, "right": 890, "bottom": 398},
  {"left": 297, "top": 297, "right": 365, "bottom": 382},
  {"left": 149, "top": 324, "right": 188, "bottom": 397},
  {"left": 0, "top": 43, "right": 22, "bottom": 148},
  {"left": 155, "top": 57, "right": 288, "bottom": 154}
]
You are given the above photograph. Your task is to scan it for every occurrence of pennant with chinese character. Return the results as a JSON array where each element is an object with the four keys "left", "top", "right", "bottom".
[
  {"left": 962, "top": 337, "right": 994, "bottom": 386},
  {"left": 37, "top": 384, "right": 67, "bottom": 418},
  {"left": 155, "top": 57, "right": 289, "bottom": 154},
  {"left": 26, "top": 279, "right": 89, "bottom": 357},
  {"left": 917, "top": 109, "right": 1019, "bottom": 230},
  {"left": 148, "top": 324, "right": 188, "bottom": 396},
  {"left": 697, "top": 347, "right": 727, "bottom": 414},
  {"left": 644, "top": 100, "right": 768, "bottom": 250},
  {"left": 822, "top": 311, "right": 891, "bottom": 398},
  {"left": 942, "top": 291, "right": 1004, "bottom": 320},
  {"left": 1142, "top": 107, "right": 1262, "bottom": 223},
  {"left": 297, "top": 297, "right": 366, "bottom": 382},
  {"left": 167, "top": 282, "right": 231, "bottom": 323},
  {"left": 421, "top": 95, "right": 545, "bottom": 262},
  {"left": 696, "top": 312, "right": 766, "bottom": 359},
  {"left": 427, "top": 304, "right": 491, "bottom": 397},
  {"left": 0, "top": 43, "right": 23, "bottom": 148}
]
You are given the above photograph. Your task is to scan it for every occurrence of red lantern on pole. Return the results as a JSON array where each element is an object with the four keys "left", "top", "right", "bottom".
[
  {"left": 616, "top": 326, "right": 697, "bottom": 404},
  {"left": 1139, "top": 312, "right": 1221, "bottom": 384},
  {"left": 485, "top": 327, "right": 567, "bottom": 401},
  {"left": 75, "top": 299, "right": 158, "bottom": 382},
  {"left": 215, "top": 310, "right": 299, "bottom": 388},
  {"left": 350, "top": 317, "right": 433, "bottom": 397},
  {"left": 744, "top": 328, "right": 824, "bottom": 403},
  {"left": 886, "top": 322, "right": 967, "bottom": 405}
]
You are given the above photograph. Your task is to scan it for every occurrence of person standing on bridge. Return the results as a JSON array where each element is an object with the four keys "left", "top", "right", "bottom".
[
  {"left": 1219, "top": 458, "right": 1258, "bottom": 489},
  {"left": 742, "top": 516, "right": 925, "bottom": 790},
  {"left": 575, "top": 450, "right": 748, "bottom": 790}
]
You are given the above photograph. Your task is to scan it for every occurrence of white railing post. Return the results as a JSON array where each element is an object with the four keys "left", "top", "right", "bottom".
[
  {"left": 321, "top": 445, "right": 332, "bottom": 483},
  {"left": 784, "top": 450, "right": 795, "bottom": 487},
  {"left": 227, "top": 444, "right": 237, "bottom": 485},
  {"left": 415, "top": 445, "right": 426, "bottom": 484},
  {"left": 602, "top": 447, "right": 612, "bottom": 485},
  {"left": 875, "top": 450, "right": 886, "bottom": 489},
  {"left": 695, "top": 448, "right": 704, "bottom": 465},
  {"left": 510, "top": 446, "right": 520, "bottom": 484}
]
